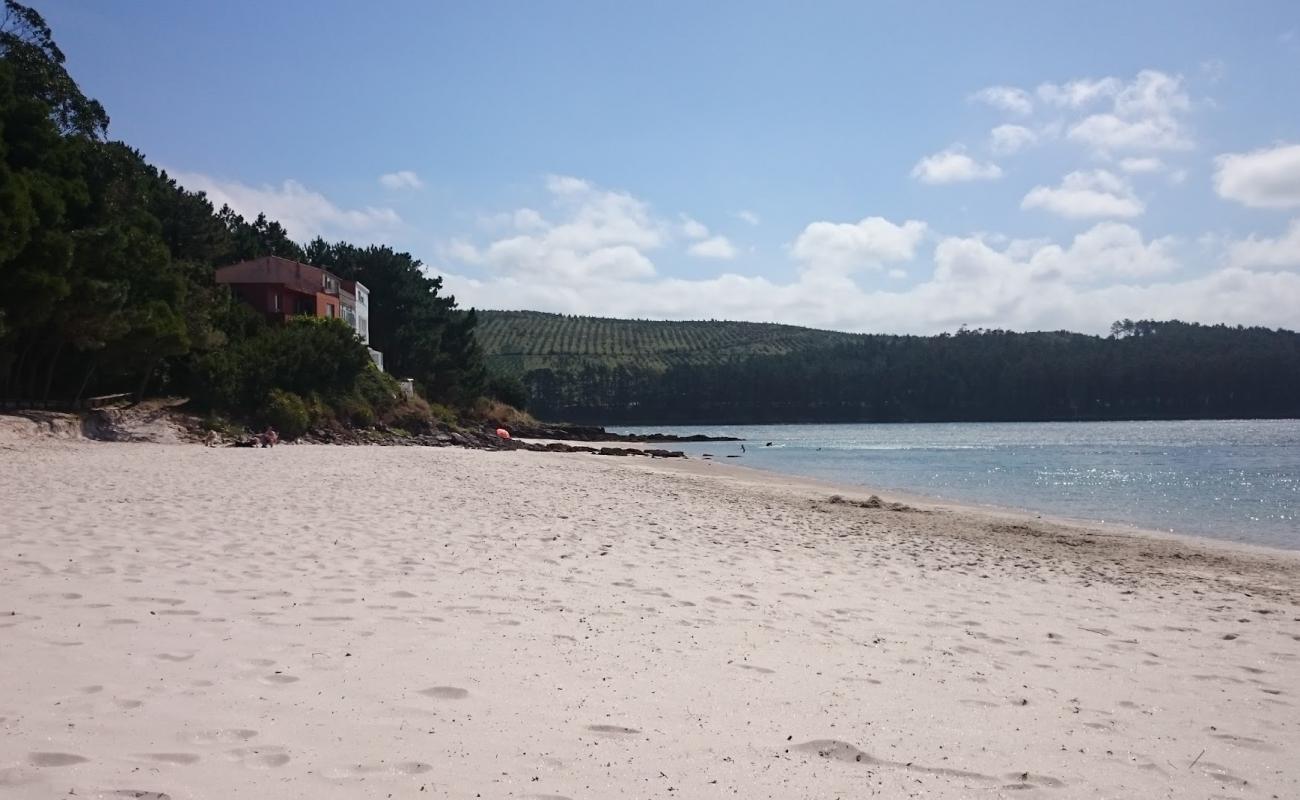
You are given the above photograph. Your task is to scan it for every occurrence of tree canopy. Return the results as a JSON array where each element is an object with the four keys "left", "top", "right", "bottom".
[
  {"left": 0, "top": 2, "right": 484, "bottom": 422},
  {"left": 478, "top": 312, "right": 1300, "bottom": 424}
]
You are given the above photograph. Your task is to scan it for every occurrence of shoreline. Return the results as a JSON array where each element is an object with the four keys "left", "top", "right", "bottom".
[
  {"left": 616, "top": 419, "right": 1300, "bottom": 556},
  {"left": 654, "top": 452, "right": 1300, "bottom": 560},
  {"left": 529, "top": 432, "right": 1300, "bottom": 560}
]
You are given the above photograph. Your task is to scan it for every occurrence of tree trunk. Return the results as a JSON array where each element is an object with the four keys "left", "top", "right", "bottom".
[
  {"left": 135, "top": 356, "right": 158, "bottom": 403},
  {"left": 10, "top": 335, "right": 38, "bottom": 400},
  {"left": 41, "top": 339, "right": 65, "bottom": 403},
  {"left": 73, "top": 360, "right": 98, "bottom": 407}
]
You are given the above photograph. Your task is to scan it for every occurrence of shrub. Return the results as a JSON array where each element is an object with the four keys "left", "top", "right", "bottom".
[
  {"left": 201, "top": 413, "right": 242, "bottom": 438},
  {"left": 471, "top": 398, "right": 536, "bottom": 428},
  {"left": 262, "top": 389, "right": 310, "bottom": 440},
  {"left": 303, "top": 392, "right": 337, "bottom": 430},
  {"left": 426, "top": 401, "right": 459, "bottom": 427},
  {"left": 486, "top": 373, "right": 528, "bottom": 409},
  {"left": 193, "top": 317, "right": 372, "bottom": 414},
  {"left": 331, "top": 392, "right": 376, "bottom": 428},
  {"left": 355, "top": 364, "right": 402, "bottom": 416},
  {"left": 384, "top": 395, "right": 434, "bottom": 432}
]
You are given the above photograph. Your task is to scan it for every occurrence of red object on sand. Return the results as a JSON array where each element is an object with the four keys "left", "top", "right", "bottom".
[{"left": 495, "top": 428, "right": 511, "bottom": 440}]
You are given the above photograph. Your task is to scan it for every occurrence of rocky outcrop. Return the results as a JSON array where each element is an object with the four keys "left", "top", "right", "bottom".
[
  {"left": 297, "top": 424, "right": 686, "bottom": 458},
  {"left": 503, "top": 422, "right": 737, "bottom": 442}
]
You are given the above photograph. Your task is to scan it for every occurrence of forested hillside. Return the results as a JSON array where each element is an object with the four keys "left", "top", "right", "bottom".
[
  {"left": 0, "top": 2, "right": 486, "bottom": 436},
  {"left": 479, "top": 312, "right": 1300, "bottom": 424},
  {"left": 476, "top": 311, "right": 863, "bottom": 373}
]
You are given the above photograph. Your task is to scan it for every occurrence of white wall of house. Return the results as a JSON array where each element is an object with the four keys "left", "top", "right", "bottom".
[{"left": 354, "top": 283, "right": 371, "bottom": 345}]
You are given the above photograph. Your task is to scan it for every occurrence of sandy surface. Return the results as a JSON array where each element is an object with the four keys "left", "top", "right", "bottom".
[{"left": 1, "top": 439, "right": 1298, "bottom": 799}]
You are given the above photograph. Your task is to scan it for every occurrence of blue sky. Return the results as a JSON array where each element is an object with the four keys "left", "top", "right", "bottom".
[{"left": 38, "top": 1, "right": 1300, "bottom": 333}]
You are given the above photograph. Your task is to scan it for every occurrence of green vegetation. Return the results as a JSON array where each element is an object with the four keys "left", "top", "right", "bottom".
[
  {"left": 477, "top": 310, "right": 861, "bottom": 373},
  {"left": 0, "top": 3, "right": 488, "bottom": 437},
  {"left": 479, "top": 312, "right": 1300, "bottom": 424}
]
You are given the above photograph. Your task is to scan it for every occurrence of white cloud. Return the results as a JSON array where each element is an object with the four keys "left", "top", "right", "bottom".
[
  {"left": 1068, "top": 114, "right": 1191, "bottom": 154},
  {"left": 1026, "top": 222, "right": 1178, "bottom": 281},
  {"left": 791, "top": 216, "right": 927, "bottom": 274},
  {"left": 173, "top": 171, "right": 401, "bottom": 243},
  {"left": 442, "top": 177, "right": 750, "bottom": 277},
  {"left": 971, "top": 85, "right": 1034, "bottom": 116},
  {"left": 1021, "top": 170, "right": 1144, "bottom": 219},
  {"left": 989, "top": 124, "right": 1038, "bottom": 155},
  {"left": 378, "top": 170, "right": 424, "bottom": 190},
  {"left": 688, "top": 235, "right": 738, "bottom": 260},
  {"left": 680, "top": 216, "right": 710, "bottom": 240},
  {"left": 735, "top": 210, "right": 761, "bottom": 226},
  {"left": 1226, "top": 219, "right": 1300, "bottom": 270},
  {"left": 1036, "top": 78, "right": 1120, "bottom": 108},
  {"left": 441, "top": 219, "right": 1300, "bottom": 336},
  {"left": 1118, "top": 157, "right": 1165, "bottom": 174},
  {"left": 1065, "top": 71, "right": 1193, "bottom": 155},
  {"left": 1213, "top": 143, "right": 1300, "bottom": 208},
  {"left": 546, "top": 175, "right": 592, "bottom": 195},
  {"left": 512, "top": 208, "right": 546, "bottom": 231},
  {"left": 446, "top": 175, "right": 665, "bottom": 282},
  {"left": 1113, "top": 70, "right": 1190, "bottom": 118},
  {"left": 911, "top": 146, "right": 1003, "bottom": 184}
]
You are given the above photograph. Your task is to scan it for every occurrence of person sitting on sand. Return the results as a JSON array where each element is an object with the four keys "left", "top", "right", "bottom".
[
  {"left": 260, "top": 426, "right": 279, "bottom": 448},
  {"left": 203, "top": 429, "right": 219, "bottom": 447}
]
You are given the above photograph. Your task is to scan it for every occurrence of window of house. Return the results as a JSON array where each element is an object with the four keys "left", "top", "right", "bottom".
[
  {"left": 327, "top": 303, "right": 335, "bottom": 318},
  {"left": 272, "top": 292, "right": 280, "bottom": 312}
]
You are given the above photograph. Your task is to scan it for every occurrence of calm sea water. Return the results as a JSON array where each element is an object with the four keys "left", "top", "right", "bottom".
[{"left": 621, "top": 420, "right": 1300, "bottom": 550}]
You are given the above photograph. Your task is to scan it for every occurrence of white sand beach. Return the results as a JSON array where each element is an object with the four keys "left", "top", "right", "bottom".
[{"left": 1, "top": 437, "right": 1297, "bottom": 799}]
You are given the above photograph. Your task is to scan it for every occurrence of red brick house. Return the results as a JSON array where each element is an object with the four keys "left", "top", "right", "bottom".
[{"left": 215, "top": 256, "right": 381, "bottom": 369}]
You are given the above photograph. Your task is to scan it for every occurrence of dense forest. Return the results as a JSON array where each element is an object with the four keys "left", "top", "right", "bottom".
[
  {"left": 479, "top": 312, "right": 1300, "bottom": 424},
  {"left": 0, "top": 2, "right": 488, "bottom": 435}
]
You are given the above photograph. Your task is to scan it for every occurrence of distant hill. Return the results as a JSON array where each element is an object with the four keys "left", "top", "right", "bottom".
[
  {"left": 475, "top": 310, "right": 864, "bottom": 374},
  {"left": 475, "top": 312, "right": 1300, "bottom": 425}
]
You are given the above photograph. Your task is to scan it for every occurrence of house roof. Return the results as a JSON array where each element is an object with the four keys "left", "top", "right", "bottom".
[{"left": 215, "top": 256, "right": 333, "bottom": 295}]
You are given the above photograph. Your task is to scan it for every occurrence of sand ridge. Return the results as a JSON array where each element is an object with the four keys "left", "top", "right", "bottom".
[{"left": 1, "top": 440, "right": 1297, "bottom": 798}]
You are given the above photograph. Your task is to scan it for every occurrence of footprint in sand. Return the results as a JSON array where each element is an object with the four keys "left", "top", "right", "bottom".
[
  {"left": 586, "top": 724, "right": 640, "bottom": 735},
  {"left": 227, "top": 746, "right": 291, "bottom": 768},
  {"left": 734, "top": 663, "right": 775, "bottom": 674},
  {"left": 134, "top": 753, "right": 200, "bottom": 765},
  {"left": 185, "top": 729, "right": 258, "bottom": 745},
  {"left": 259, "top": 673, "right": 299, "bottom": 685},
  {"left": 127, "top": 597, "right": 185, "bottom": 607},
  {"left": 1210, "top": 732, "right": 1280, "bottom": 752},
  {"left": 324, "top": 761, "right": 433, "bottom": 779},
  {"left": 792, "top": 740, "right": 1049, "bottom": 785},
  {"left": 29, "top": 752, "right": 90, "bottom": 767},
  {"left": 420, "top": 686, "right": 469, "bottom": 699}
]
